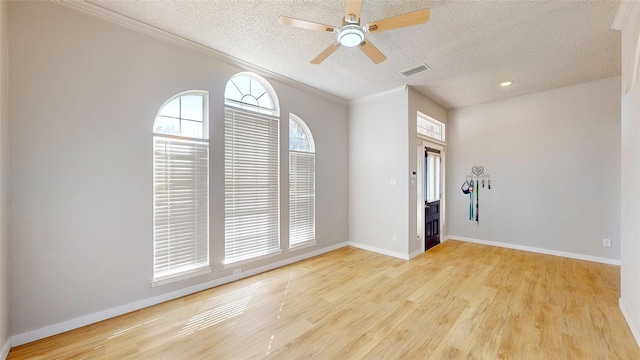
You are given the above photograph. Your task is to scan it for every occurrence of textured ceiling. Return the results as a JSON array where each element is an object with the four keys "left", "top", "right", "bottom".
[{"left": 84, "top": 0, "right": 621, "bottom": 109}]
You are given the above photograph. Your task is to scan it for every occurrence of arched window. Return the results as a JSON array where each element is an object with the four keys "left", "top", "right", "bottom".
[
  {"left": 224, "top": 73, "right": 280, "bottom": 265},
  {"left": 224, "top": 74, "right": 277, "bottom": 115},
  {"left": 152, "top": 91, "right": 210, "bottom": 284},
  {"left": 289, "top": 114, "right": 316, "bottom": 248}
]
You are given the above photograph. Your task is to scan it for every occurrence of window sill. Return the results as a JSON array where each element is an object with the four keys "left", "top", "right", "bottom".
[
  {"left": 151, "top": 267, "right": 212, "bottom": 287},
  {"left": 289, "top": 240, "right": 317, "bottom": 251},
  {"left": 223, "top": 249, "right": 283, "bottom": 269}
]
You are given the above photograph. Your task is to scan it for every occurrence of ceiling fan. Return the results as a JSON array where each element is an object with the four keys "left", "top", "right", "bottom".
[{"left": 278, "top": 0, "right": 430, "bottom": 64}]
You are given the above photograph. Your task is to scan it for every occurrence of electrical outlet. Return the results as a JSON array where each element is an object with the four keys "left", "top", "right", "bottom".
[
  {"left": 233, "top": 268, "right": 242, "bottom": 275},
  {"left": 392, "top": 234, "right": 397, "bottom": 242},
  {"left": 603, "top": 238, "right": 611, "bottom": 247}
]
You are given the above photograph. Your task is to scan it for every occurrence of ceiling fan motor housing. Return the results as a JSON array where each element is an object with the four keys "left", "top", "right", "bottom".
[{"left": 338, "top": 24, "right": 366, "bottom": 47}]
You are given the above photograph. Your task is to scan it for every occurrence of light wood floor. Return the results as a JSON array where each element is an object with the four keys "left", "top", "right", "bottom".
[{"left": 8, "top": 240, "right": 640, "bottom": 359}]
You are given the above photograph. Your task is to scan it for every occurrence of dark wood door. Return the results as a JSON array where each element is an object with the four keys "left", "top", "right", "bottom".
[{"left": 425, "top": 200, "right": 440, "bottom": 250}]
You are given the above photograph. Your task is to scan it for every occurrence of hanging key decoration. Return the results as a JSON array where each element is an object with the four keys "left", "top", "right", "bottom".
[
  {"left": 471, "top": 166, "right": 484, "bottom": 176},
  {"left": 461, "top": 166, "right": 491, "bottom": 225}
]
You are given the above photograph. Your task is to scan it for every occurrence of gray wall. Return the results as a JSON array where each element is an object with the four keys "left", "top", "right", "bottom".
[
  {"left": 348, "top": 87, "right": 448, "bottom": 259},
  {"left": 8, "top": 1, "right": 348, "bottom": 339},
  {"left": 447, "top": 76, "right": 621, "bottom": 261},
  {"left": 0, "top": 0, "right": 8, "bottom": 356},
  {"left": 349, "top": 88, "right": 409, "bottom": 258},
  {"left": 620, "top": 3, "right": 640, "bottom": 345},
  {"left": 407, "top": 87, "right": 448, "bottom": 256}
]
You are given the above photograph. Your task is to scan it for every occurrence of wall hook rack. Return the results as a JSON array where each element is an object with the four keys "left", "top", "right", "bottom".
[
  {"left": 465, "top": 166, "right": 491, "bottom": 187},
  {"left": 463, "top": 166, "right": 492, "bottom": 225}
]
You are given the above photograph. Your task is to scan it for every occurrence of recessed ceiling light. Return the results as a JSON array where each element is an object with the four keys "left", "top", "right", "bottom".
[{"left": 500, "top": 81, "right": 513, "bottom": 87}]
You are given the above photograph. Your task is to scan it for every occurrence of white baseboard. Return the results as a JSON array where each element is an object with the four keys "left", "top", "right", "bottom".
[
  {"left": 1, "top": 339, "right": 9, "bottom": 360},
  {"left": 348, "top": 235, "right": 451, "bottom": 261},
  {"left": 10, "top": 241, "right": 348, "bottom": 346},
  {"left": 620, "top": 298, "right": 640, "bottom": 348},
  {"left": 409, "top": 248, "right": 424, "bottom": 259},
  {"left": 348, "top": 242, "right": 409, "bottom": 260},
  {"left": 448, "top": 235, "right": 621, "bottom": 266}
]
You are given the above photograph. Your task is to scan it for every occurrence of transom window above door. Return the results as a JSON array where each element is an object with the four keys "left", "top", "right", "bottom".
[{"left": 417, "top": 112, "right": 445, "bottom": 142}]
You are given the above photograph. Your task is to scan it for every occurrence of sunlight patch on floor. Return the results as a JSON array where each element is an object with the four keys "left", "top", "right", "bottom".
[
  {"left": 265, "top": 272, "right": 293, "bottom": 355},
  {"left": 107, "top": 317, "right": 163, "bottom": 340},
  {"left": 178, "top": 282, "right": 261, "bottom": 337}
]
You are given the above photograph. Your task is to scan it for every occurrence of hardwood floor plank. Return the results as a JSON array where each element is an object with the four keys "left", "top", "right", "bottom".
[
  {"left": 440, "top": 285, "right": 498, "bottom": 352},
  {"left": 392, "top": 296, "right": 469, "bottom": 359},
  {"left": 8, "top": 240, "right": 640, "bottom": 359},
  {"left": 317, "top": 300, "right": 418, "bottom": 360}
]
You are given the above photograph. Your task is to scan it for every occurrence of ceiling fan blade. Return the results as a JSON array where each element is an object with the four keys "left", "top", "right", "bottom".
[
  {"left": 279, "top": 16, "right": 336, "bottom": 33},
  {"left": 367, "top": 8, "right": 430, "bottom": 33},
  {"left": 345, "top": 0, "right": 362, "bottom": 23},
  {"left": 311, "top": 42, "right": 340, "bottom": 64},
  {"left": 359, "top": 40, "right": 386, "bottom": 64}
]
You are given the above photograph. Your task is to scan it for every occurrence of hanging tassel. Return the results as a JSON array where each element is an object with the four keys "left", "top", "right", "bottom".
[
  {"left": 469, "top": 191, "right": 473, "bottom": 220},
  {"left": 469, "top": 180, "right": 474, "bottom": 220},
  {"left": 476, "top": 180, "right": 479, "bottom": 224}
]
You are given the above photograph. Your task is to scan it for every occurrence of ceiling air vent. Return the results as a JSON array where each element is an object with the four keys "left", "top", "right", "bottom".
[{"left": 400, "top": 63, "right": 431, "bottom": 77}]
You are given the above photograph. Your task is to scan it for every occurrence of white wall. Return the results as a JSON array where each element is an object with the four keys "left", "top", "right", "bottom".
[
  {"left": 407, "top": 88, "right": 448, "bottom": 256},
  {"left": 447, "top": 77, "right": 621, "bottom": 262},
  {"left": 619, "top": 2, "right": 640, "bottom": 346},
  {"left": 8, "top": 1, "right": 348, "bottom": 341},
  {"left": 349, "top": 88, "right": 409, "bottom": 258},
  {"left": 0, "top": 0, "right": 9, "bottom": 357}
]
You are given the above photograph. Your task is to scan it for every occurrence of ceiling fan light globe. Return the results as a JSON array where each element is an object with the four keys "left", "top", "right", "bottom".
[{"left": 338, "top": 26, "right": 364, "bottom": 47}]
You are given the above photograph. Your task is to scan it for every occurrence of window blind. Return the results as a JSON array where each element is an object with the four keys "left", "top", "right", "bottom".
[
  {"left": 153, "top": 136, "right": 209, "bottom": 279},
  {"left": 289, "top": 151, "right": 315, "bottom": 246},
  {"left": 224, "top": 107, "right": 280, "bottom": 264}
]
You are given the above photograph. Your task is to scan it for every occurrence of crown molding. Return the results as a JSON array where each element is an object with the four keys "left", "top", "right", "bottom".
[
  {"left": 50, "top": 0, "right": 347, "bottom": 106},
  {"left": 348, "top": 85, "right": 407, "bottom": 105},
  {"left": 612, "top": 1, "right": 639, "bottom": 31}
]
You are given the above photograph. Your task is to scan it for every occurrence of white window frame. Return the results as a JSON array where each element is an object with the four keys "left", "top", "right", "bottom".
[
  {"left": 152, "top": 91, "right": 211, "bottom": 286},
  {"left": 224, "top": 73, "right": 281, "bottom": 266},
  {"left": 417, "top": 112, "right": 445, "bottom": 143},
  {"left": 425, "top": 150, "right": 441, "bottom": 203},
  {"left": 289, "top": 113, "right": 316, "bottom": 250}
]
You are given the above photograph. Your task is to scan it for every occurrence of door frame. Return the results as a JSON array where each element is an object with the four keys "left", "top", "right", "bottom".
[{"left": 417, "top": 139, "right": 446, "bottom": 252}]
